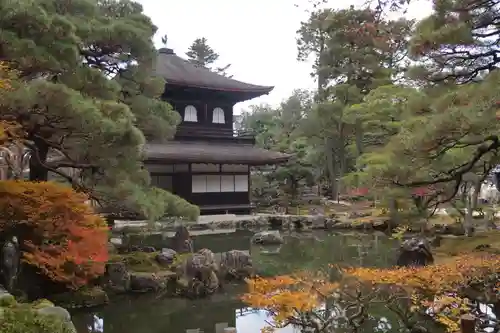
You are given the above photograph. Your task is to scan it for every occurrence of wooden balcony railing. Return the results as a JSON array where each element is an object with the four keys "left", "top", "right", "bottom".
[{"left": 175, "top": 125, "right": 256, "bottom": 144}]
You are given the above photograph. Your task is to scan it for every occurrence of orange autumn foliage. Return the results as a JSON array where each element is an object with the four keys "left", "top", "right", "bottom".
[
  {"left": 0, "top": 62, "right": 23, "bottom": 146},
  {"left": 0, "top": 121, "right": 22, "bottom": 146},
  {"left": 344, "top": 254, "right": 500, "bottom": 332},
  {"left": 0, "top": 61, "right": 16, "bottom": 91},
  {"left": 0, "top": 180, "right": 109, "bottom": 288},
  {"left": 343, "top": 253, "right": 500, "bottom": 295},
  {"left": 242, "top": 273, "right": 339, "bottom": 325},
  {"left": 243, "top": 254, "right": 500, "bottom": 333}
]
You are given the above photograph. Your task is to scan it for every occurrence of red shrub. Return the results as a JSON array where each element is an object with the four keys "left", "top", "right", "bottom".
[
  {"left": 0, "top": 180, "right": 108, "bottom": 288},
  {"left": 349, "top": 187, "right": 370, "bottom": 196}
]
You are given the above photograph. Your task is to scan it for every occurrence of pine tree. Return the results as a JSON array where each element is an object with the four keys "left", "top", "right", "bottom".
[
  {"left": 186, "top": 37, "right": 232, "bottom": 77},
  {"left": 0, "top": 0, "right": 199, "bottom": 220}
]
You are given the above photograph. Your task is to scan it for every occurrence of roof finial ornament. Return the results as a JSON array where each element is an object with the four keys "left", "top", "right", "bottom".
[
  {"left": 161, "top": 34, "right": 168, "bottom": 47},
  {"left": 159, "top": 34, "right": 174, "bottom": 55}
]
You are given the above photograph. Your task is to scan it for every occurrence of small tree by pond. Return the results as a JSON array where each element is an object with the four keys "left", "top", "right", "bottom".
[
  {"left": 0, "top": 180, "right": 109, "bottom": 290},
  {"left": 242, "top": 253, "right": 500, "bottom": 333}
]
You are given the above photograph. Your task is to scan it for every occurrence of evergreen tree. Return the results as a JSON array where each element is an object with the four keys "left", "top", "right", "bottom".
[
  {"left": 186, "top": 37, "right": 232, "bottom": 77},
  {"left": 0, "top": 0, "right": 199, "bottom": 220},
  {"left": 296, "top": 7, "right": 413, "bottom": 199}
]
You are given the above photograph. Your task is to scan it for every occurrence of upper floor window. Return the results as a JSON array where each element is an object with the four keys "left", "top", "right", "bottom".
[
  {"left": 212, "top": 107, "right": 225, "bottom": 124},
  {"left": 184, "top": 105, "right": 198, "bottom": 122}
]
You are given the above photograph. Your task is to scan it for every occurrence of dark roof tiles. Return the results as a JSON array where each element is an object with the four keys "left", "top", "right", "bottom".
[
  {"left": 145, "top": 141, "right": 291, "bottom": 166},
  {"left": 154, "top": 48, "right": 274, "bottom": 94}
]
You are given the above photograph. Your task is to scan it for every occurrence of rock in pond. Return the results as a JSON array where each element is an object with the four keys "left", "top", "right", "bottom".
[
  {"left": 156, "top": 248, "right": 177, "bottom": 267},
  {"left": 173, "top": 249, "right": 219, "bottom": 298},
  {"left": 105, "top": 262, "right": 131, "bottom": 292},
  {"left": 251, "top": 230, "right": 284, "bottom": 245},
  {"left": 396, "top": 238, "right": 434, "bottom": 267},
  {"left": 129, "top": 272, "right": 173, "bottom": 293},
  {"left": 311, "top": 216, "right": 326, "bottom": 229},
  {"left": 172, "top": 225, "right": 194, "bottom": 253},
  {"left": 218, "top": 250, "right": 254, "bottom": 280}
]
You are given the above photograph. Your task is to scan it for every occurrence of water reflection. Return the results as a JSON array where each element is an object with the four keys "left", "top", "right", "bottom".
[{"left": 71, "top": 231, "right": 410, "bottom": 333}]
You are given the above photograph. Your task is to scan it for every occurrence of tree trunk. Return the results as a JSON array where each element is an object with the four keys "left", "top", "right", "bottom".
[
  {"left": 325, "top": 137, "right": 337, "bottom": 201},
  {"left": 355, "top": 118, "right": 363, "bottom": 159},
  {"left": 464, "top": 190, "right": 474, "bottom": 237},
  {"left": 338, "top": 134, "right": 347, "bottom": 200},
  {"left": 388, "top": 199, "right": 400, "bottom": 231},
  {"left": 28, "top": 138, "right": 49, "bottom": 181}
]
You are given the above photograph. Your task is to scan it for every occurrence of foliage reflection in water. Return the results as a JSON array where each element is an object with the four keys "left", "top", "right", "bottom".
[{"left": 72, "top": 231, "right": 411, "bottom": 333}]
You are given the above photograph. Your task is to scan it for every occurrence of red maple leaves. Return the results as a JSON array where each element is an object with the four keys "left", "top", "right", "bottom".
[{"left": 0, "top": 180, "right": 109, "bottom": 289}]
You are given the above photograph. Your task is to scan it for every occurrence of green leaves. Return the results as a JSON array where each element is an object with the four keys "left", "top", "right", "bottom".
[
  {"left": 242, "top": 91, "right": 316, "bottom": 202},
  {"left": 348, "top": 69, "right": 500, "bottom": 210},
  {"left": 0, "top": 0, "right": 197, "bottom": 219}
]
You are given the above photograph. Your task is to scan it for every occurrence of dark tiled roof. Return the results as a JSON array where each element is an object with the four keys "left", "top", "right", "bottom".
[
  {"left": 154, "top": 48, "right": 274, "bottom": 95},
  {"left": 144, "top": 141, "right": 291, "bottom": 166}
]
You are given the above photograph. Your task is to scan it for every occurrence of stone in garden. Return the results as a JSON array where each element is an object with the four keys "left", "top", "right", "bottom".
[
  {"left": 311, "top": 216, "right": 326, "bottom": 229},
  {"left": 156, "top": 248, "right": 177, "bottom": 267},
  {"left": 37, "top": 306, "right": 77, "bottom": 333},
  {"left": 396, "top": 238, "right": 434, "bottom": 267},
  {"left": 218, "top": 250, "right": 253, "bottom": 279},
  {"left": 140, "top": 246, "right": 157, "bottom": 253},
  {"left": 0, "top": 236, "right": 20, "bottom": 292},
  {"left": 105, "top": 262, "right": 131, "bottom": 292},
  {"left": 172, "top": 225, "right": 193, "bottom": 253},
  {"left": 174, "top": 248, "right": 219, "bottom": 297},
  {"left": 129, "top": 273, "right": 163, "bottom": 292},
  {"left": 0, "top": 289, "right": 15, "bottom": 307},
  {"left": 251, "top": 230, "right": 284, "bottom": 245}
]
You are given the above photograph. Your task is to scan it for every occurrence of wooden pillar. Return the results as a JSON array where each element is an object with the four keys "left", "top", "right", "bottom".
[{"left": 460, "top": 313, "right": 475, "bottom": 333}]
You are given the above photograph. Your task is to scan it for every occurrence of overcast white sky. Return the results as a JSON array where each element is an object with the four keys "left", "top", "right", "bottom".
[{"left": 137, "top": 0, "right": 433, "bottom": 114}]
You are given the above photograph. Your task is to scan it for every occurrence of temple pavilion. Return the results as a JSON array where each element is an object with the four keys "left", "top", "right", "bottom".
[{"left": 144, "top": 48, "right": 290, "bottom": 215}]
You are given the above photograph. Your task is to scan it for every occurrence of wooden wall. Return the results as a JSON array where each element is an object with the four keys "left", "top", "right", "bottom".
[{"left": 146, "top": 162, "right": 252, "bottom": 214}]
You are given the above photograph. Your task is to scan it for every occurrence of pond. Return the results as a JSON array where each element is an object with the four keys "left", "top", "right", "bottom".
[{"left": 71, "top": 231, "right": 415, "bottom": 333}]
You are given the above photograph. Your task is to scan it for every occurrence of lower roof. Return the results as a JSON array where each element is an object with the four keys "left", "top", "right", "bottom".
[{"left": 145, "top": 141, "right": 291, "bottom": 166}]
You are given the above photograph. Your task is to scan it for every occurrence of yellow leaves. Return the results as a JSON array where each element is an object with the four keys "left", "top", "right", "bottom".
[
  {"left": 372, "top": 208, "right": 388, "bottom": 217},
  {"left": 245, "top": 275, "right": 297, "bottom": 294},
  {"left": 0, "top": 61, "right": 16, "bottom": 91},
  {"left": 0, "top": 121, "right": 23, "bottom": 147},
  {"left": 344, "top": 254, "right": 500, "bottom": 332},
  {"left": 242, "top": 272, "right": 339, "bottom": 327},
  {"left": 0, "top": 63, "right": 23, "bottom": 148},
  {"left": 261, "top": 327, "right": 276, "bottom": 333},
  {"left": 344, "top": 253, "right": 500, "bottom": 294},
  {"left": 244, "top": 253, "right": 500, "bottom": 333},
  {"left": 391, "top": 225, "right": 409, "bottom": 240},
  {"left": 436, "top": 314, "right": 460, "bottom": 333}
]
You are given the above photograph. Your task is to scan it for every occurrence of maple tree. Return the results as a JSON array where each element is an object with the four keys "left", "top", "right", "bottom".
[
  {"left": 242, "top": 254, "right": 500, "bottom": 333},
  {"left": 0, "top": 180, "right": 109, "bottom": 289}
]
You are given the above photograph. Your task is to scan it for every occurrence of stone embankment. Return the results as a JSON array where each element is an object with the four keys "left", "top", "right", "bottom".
[{"left": 113, "top": 211, "right": 472, "bottom": 236}]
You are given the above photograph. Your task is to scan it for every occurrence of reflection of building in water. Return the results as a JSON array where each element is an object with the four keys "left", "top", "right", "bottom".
[
  {"left": 236, "top": 307, "right": 259, "bottom": 318},
  {"left": 185, "top": 322, "right": 236, "bottom": 333},
  {"left": 184, "top": 307, "right": 262, "bottom": 333},
  {"left": 88, "top": 315, "right": 104, "bottom": 333}
]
